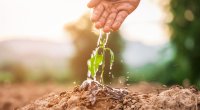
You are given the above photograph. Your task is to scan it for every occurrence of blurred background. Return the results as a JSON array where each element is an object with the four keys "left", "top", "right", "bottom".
[{"left": 0, "top": 0, "right": 200, "bottom": 88}]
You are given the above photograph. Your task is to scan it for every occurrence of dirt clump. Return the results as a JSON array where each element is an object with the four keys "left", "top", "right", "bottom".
[{"left": 20, "top": 80, "right": 200, "bottom": 110}]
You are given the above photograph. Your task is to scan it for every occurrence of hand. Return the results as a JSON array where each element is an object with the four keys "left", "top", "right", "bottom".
[{"left": 87, "top": 0, "right": 140, "bottom": 33}]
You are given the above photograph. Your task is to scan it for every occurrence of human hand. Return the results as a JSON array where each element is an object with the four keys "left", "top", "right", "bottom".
[{"left": 87, "top": 0, "right": 140, "bottom": 33}]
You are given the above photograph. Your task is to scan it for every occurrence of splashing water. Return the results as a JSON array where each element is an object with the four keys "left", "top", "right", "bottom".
[{"left": 87, "top": 29, "right": 114, "bottom": 83}]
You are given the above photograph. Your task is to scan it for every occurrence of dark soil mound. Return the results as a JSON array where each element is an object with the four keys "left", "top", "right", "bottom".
[{"left": 20, "top": 80, "right": 200, "bottom": 110}]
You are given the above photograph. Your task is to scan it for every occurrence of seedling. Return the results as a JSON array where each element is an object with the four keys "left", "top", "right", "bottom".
[{"left": 87, "top": 30, "right": 114, "bottom": 83}]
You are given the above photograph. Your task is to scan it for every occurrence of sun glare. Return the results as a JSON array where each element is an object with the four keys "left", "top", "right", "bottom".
[
  {"left": 0, "top": 0, "right": 89, "bottom": 42},
  {"left": 121, "top": 0, "right": 169, "bottom": 45}
]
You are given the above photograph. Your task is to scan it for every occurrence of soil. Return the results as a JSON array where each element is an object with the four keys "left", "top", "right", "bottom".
[
  {"left": 18, "top": 80, "right": 200, "bottom": 110},
  {"left": 0, "top": 83, "right": 67, "bottom": 110}
]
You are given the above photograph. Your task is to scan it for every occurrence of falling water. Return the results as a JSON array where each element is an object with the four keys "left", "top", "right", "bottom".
[{"left": 97, "top": 29, "right": 110, "bottom": 47}]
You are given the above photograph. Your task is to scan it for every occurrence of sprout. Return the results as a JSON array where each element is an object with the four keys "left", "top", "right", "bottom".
[{"left": 87, "top": 30, "right": 114, "bottom": 83}]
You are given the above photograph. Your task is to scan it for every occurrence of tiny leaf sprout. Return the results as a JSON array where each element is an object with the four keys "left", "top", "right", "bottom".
[{"left": 87, "top": 29, "right": 114, "bottom": 83}]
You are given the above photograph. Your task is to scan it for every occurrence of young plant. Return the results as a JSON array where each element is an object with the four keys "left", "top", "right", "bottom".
[{"left": 87, "top": 30, "right": 114, "bottom": 83}]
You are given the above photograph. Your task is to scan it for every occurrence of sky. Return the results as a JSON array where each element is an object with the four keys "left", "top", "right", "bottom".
[{"left": 0, "top": 0, "right": 169, "bottom": 45}]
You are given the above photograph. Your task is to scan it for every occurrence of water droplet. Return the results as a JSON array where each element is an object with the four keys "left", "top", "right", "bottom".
[
  {"left": 119, "top": 80, "right": 122, "bottom": 84},
  {"left": 162, "top": 85, "right": 167, "bottom": 88},
  {"left": 126, "top": 76, "right": 129, "bottom": 81},
  {"left": 112, "top": 74, "right": 115, "bottom": 78}
]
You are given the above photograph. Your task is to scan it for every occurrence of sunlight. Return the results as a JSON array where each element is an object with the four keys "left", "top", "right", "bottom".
[
  {"left": 121, "top": 0, "right": 169, "bottom": 45},
  {"left": 0, "top": 0, "right": 89, "bottom": 42}
]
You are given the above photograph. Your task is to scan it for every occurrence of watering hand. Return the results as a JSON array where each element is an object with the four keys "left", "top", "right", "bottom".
[{"left": 87, "top": 0, "right": 140, "bottom": 32}]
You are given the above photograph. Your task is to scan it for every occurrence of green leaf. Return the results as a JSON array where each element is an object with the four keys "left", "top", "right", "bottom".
[
  {"left": 87, "top": 48, "right": 103, "bottom": 79},
  {"left": 105, "top": 48, "right": 114, "bottom": 68}
]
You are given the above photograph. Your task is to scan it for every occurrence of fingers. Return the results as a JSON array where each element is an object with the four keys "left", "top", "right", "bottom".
[
  {"left": 103, "top": 13, "right": 117, "bottom": 33},
  {"left": 129, "top": 0, "right": 140, "bottom": 10},
  {"left": 87, "top": 0, "right": 102, "bottom": 8},
  {"left": 112, "top": 11, "right": 128, "bottom": 31},
  {"left": 91, "top": 4, "right": 104, "bottom": 22},
  {"left": 95, "top": 10, "right": 109, "bottom": 29},
  {"left": 89, "top": 0, "right": 140, "bottom": 32}
]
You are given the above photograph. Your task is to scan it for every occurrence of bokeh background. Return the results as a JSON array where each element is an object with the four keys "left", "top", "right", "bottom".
[{"left": 0, "top": 0, "right": 199, "bottom": 88}]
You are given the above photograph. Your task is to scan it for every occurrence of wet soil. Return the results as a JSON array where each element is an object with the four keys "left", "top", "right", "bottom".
[{"left": 19, "top": 80, "right": 200, "bottom": 110}]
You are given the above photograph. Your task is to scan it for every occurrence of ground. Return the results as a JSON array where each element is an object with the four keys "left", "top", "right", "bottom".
[
  {"left": 0, "top": 81, "right": 200, "bottom": 110},
  {"left": 0, "top": 83, "right": 68, "bottom": 110}
]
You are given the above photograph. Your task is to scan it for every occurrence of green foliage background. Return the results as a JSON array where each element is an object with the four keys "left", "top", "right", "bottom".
[
  {"left": 169, "top": 0, "right": 200, "bottom": 86},
  {"left": 127, "top": 0, "right": 200, "bottom": 88}
]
